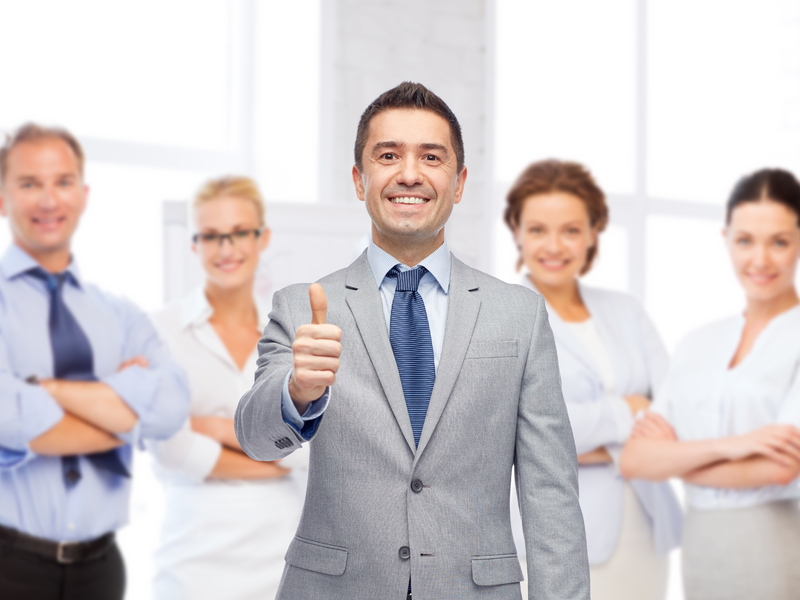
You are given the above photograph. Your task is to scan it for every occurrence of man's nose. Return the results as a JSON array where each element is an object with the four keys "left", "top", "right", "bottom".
[
  {"left": 396, "top": 158, "right": 424, "bottom": 186},
  {"left": 38, "top": 186, "right": 59, "bottom": 210}
]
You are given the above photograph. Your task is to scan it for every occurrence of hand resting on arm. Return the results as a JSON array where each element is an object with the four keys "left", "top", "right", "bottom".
[
  {"left": 191, "top": 416, "right": 291, "bottom": 480},
  {"left": 28, "top": 356, "right": 148, "bottom": 455},
  {"left": 620, "top": 411, "right": 800, "bottom": 486},
  {"left": 576, "top": 394, "right": 651, "bottom": 465}
]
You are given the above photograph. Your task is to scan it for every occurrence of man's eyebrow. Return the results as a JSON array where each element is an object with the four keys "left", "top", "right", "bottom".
[
  {"left": 419, "top": 143, "right": 449, "bottom": 155},
  {"left": 370, "top": 141, "right": 404, "bottom": 153}
]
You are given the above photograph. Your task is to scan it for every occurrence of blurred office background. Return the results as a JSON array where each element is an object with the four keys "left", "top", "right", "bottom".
[{"left": 1, "top": 1, "right": 799, "bottom": 598}]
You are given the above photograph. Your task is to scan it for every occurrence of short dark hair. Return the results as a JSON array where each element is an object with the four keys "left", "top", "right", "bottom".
[
  {"left": 726, "top": 168, "right": 800, "bottom": 226},
  {"left": 354, "top": 82, "right": 464, "bottom": 173},
  {"left": 504, "top": 159, "right": 608, "bottom": 275},
  {"left": 0, "top": 122, "right": 85, "bottom": 185}
]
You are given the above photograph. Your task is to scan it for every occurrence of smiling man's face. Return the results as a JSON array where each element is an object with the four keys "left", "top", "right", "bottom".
[
  {"left": 0, "top": 137, "right": 87, "bottom": 270},
  {"left": 352, "top": 108, "right": 466, "bottom": 264}
]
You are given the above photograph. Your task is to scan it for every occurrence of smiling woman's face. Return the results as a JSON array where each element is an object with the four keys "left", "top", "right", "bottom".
[
  {"left": 516, "top": 191, "right": 597, "bottom": 290},
  {"left": 725, "top": 199, "right": 800, "bottom": 303},
  {"left": 192, "top": 195, "right": 270, "bottom": 291}
]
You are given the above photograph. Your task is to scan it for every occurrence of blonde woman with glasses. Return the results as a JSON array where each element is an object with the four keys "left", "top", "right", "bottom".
[{"left": 148, "top": 176, "right": 308, "bottom": 600}]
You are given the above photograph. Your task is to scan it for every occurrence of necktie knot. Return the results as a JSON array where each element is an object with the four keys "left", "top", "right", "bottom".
[
  {"left": 388, "top": 265, "right": 428, "bottom": 293},
  {"left": 27, "top": 267, "right": 67, "bottom": 294}
]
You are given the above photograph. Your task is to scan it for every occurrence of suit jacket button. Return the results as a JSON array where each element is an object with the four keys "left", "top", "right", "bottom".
[
  {"left": 399, "top": 546, "right": 411, "bottom": 560},
  {"left": 411, "top": 479, "right": 423, "bottom": 493}
]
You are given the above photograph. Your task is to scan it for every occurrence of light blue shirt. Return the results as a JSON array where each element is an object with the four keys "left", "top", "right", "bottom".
[
  {"left": 0, "top": 243, "right": 190, "bottom": 542},
  {"left": 280, "top": 241, "right": 452, "bottom": 437}
]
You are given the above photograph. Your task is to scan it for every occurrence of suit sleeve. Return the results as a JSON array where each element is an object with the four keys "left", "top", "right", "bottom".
[
  {"left": 516, "top": 294, "right": 590, "bottom": 600},
  {"left": 235, "top": 288, "right": 321, "bottom": 461}
]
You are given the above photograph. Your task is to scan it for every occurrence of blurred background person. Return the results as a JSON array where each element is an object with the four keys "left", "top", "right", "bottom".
[
  {"left": 148, "top": 176, "right": 308, "bottom": 600},
  {"left": 621, "top": 168, "right": 800, "bottom": 600},
  {"left": 505, "top": 159, "right": 682, "bottom": 600},
  {"left": 0, "top": 123, "right": 189, "bottom": 600}
]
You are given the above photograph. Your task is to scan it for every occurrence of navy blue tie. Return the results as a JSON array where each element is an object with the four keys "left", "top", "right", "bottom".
[
  {"left": 28, "top": 268, "right": 130, "bottom": 488},
  {"left": 388, "top": 266, "right": 435, "bottom": 448}
]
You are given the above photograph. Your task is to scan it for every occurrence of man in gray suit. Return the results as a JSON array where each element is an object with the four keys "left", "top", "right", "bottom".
[{"left": 235, "top": 82, "right": 589, "bottom": 599}]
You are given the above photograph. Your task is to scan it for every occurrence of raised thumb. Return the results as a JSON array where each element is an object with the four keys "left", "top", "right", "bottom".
[{"left": 309, "top": 283, "right": 327, "bottom": 325}]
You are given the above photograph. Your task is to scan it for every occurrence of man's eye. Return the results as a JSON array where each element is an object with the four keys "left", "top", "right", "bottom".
[
  {"left": 58, "top": 179, "right": 73, "bottom": 187},
  {"left": 424, "top": 154, "right": 439, "bottom": 161},
  {"left": 381, "top": 153, "right": 396, "bottom": 160}
]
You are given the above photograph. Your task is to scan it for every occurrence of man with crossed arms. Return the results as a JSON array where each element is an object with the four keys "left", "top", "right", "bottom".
[
  {"left": 0, "top": 123, "right": 189, "bottom": 599},
  {"left": 236, "top": 82, "right": 590, "bottom": 599}
]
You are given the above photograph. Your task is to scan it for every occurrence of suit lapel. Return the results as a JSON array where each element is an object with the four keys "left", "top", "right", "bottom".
[
  {"left": 344, "top": 253, "right": 417, "bottom": 453},
  {"left": 414, "top": 256, "right": 481, "bottom": 460}
]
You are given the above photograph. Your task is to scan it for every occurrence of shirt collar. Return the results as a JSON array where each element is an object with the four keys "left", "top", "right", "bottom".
[
  {"left": 0, "top": 243, "right": 83, "bottom": 288},
  {"left": 179, "top": 286, "right": 270, "bottom": 331},
  {"left": 367, "top": 239, "right": 451, "bottom": 294}
]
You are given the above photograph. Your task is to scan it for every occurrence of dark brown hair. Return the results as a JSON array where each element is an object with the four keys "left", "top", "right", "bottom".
[
  {"left": 354, "top": 82, "right": 464, "bottom": 173},
  {"left": 0, "top": 123, "right": 85, "bottom": 185},
  {"left": 504, "top": 159, "right": 608, "bottom": 274},
  {"left": 726, "top": 168, "right": 800, "bottom": 225}
]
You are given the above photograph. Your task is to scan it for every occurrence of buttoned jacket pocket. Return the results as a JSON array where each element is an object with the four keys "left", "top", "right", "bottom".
[
  {"left": 285, "top": 536, "right": 348, "bottom": 576},
  {"left": 465, "top": 340, "right": 518, "bottom": 360},
  {"left": 471, "top": 553, "right": 524, "bottom": 586}
]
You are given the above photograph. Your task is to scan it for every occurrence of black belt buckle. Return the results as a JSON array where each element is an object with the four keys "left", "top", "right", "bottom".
[{"left": 56, "top": 541, "right": 79, "bottom": 564}]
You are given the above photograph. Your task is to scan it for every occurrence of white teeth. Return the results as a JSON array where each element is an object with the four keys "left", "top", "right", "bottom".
[{"left": 391, "top": 197, "right": 427, "bottom": 204}]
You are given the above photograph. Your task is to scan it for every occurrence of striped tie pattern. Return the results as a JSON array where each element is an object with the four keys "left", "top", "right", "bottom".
[{"left": 387, "top": 266, "right": 435, "bottom": 447}]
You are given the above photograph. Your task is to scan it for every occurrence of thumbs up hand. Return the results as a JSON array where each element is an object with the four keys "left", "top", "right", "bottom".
[{"left": 288, "top": 284, "right": 343, "bottom": 413}]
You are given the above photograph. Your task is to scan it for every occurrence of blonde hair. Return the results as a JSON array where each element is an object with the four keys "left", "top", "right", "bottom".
[
  {"left": 193, "top": 175, "right": 266, "bottom": 227},
  {"left": 0, "top": 122, "right": 85, "bottom": 185}
]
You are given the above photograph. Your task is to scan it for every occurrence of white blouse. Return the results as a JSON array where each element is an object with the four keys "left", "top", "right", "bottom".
[
  {"left": 651, "top": 305, "right": 800, "bottom": 509},
  {"left": 147, "top": 287, "right": 308, "bottom": 485},
  {"left": 565, "top": 319, "right": 617, "bottom": 399}
]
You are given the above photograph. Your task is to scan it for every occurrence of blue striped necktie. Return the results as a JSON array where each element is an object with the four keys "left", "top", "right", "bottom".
[
  {"left": 387, "top": 266, "right": 435, "bottom": 448},
  {"left": 27, "top": 268, "right": 130, "bottom": 488}
]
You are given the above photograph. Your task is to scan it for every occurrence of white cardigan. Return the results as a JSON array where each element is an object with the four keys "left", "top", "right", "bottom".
[{"left": 521, "top": 277, "right": 682, "bottom": 564}]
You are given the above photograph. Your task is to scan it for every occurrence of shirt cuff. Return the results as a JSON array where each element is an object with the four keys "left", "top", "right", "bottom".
[
  {"left": 178, "top": 433, "right": 223, "bottom": 482},
  {"left": 101, "top": 365, "right": 159, "bottom": 446},
  {"left": 608, "top": 395, "right": 635, "bottom": 443},
  {"left": 605, "top": 442, "right": 624, "bottom": 476},
  {"left": 280, "top": 370, "right": 330, "bottom": 440},
  {"left": 0, "top": 384, "right": 64, "bottom": 469}
]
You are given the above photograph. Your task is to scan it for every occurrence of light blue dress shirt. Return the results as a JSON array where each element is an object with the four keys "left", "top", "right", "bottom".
[
  {"left": 280, "top": 241, "right": 451, "bottom": 437},
  {"left": 0, "top": 244, "right": 190, "bottom": 543}
]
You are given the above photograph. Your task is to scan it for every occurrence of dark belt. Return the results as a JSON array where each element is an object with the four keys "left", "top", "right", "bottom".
[{"left": 0, "top": 524, "right": 115, "bottom": 564}]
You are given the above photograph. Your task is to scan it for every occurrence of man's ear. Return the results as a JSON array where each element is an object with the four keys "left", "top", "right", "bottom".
[
  {"left": 453, "top": 166, "right": 467, "bottom": 205},
  {"left": 78, "top": 184, "right": 89, "bottom": 216},
  {"left": 352, "top": 165, "right": 365, "bottom": 202},
  {"left": 0, "top": 189, "right": 6, "bottom": 217}
]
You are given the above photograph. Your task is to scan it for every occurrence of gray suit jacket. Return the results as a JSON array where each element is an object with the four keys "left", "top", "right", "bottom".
[{"left": 235, "top": 252, "right": 590, "bottom": 600}]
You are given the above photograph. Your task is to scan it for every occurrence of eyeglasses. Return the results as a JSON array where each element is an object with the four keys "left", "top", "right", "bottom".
[{"left": 192, "top": 228, "right": 263, "bottom": 246}]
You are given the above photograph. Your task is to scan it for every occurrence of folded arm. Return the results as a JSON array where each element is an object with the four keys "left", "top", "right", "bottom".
[
  {"left": 28, "top": 414, "right": 123, "bottom": 455},
  {"left": 620, "top": 412, "right": 800, "bottom": 483},
  {"left": 684, "top": 456, "right": 800, "bottom": 488},
  {"left": 208, "top": 447, "right": 290, "bottom": 480},
  {"left": 40, "top": 378, "right": 137, "bottom": 434}
]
